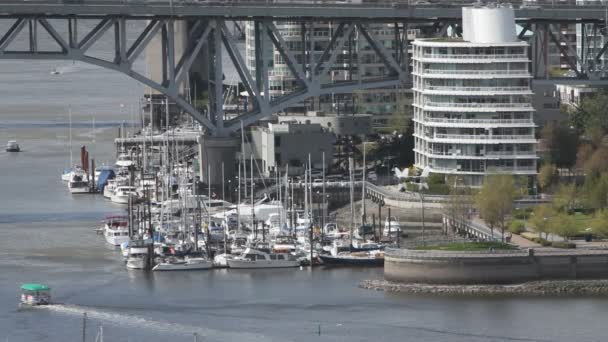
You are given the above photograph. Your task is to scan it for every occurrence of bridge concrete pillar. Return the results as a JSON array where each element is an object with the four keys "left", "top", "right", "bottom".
[{"left": 198, "top": 135, "right": 239, "bottom": 187}]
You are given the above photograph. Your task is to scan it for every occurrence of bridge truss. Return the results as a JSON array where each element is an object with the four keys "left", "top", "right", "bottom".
[
  {"left": 0, "top": 15, "right": 408, "bottom": 136},
  {"left": 0, "top": 3, "right": 608, "bottom": 135}
]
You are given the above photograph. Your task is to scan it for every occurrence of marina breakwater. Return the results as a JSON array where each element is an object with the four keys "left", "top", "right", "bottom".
[
  {"left": 360, "top": 279, "right": 608, "bottom": 296},
  {"left": 384, "top": 248, "right": 608, "bottom": 284}
]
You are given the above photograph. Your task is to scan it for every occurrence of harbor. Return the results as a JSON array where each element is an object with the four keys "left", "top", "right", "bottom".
[
  {"left": 6, "top": 2, "right": 608, "bottom": 341},
  {"left": 74, "top": 116, "right": 404, "bottom": 272}
]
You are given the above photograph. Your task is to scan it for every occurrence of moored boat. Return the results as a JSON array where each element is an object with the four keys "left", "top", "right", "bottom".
[
  {"left": 319, "top": 250, "right": 384, "bottom": 267},
  {"left": 68, "top": 173, "right": 90, "bottom": 194},
  {"left": 103, "top": 216, "right": 130, "bottom": 246},
  {"left": 111, "top": 186, "right": 138, "bottom": 204},
  {"left": 227, "top": 248, "right": 300, "bottom": 269},
  {"left": 126, "top": 241, "right": 151, "bottom": 270},
  {"left": 152, "top": 255, "right": 213, "bottom": 271}
]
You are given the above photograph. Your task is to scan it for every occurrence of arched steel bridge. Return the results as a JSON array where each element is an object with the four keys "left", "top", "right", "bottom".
[{"left": 1, "top": 0, "right": 607, "bottom": 136}]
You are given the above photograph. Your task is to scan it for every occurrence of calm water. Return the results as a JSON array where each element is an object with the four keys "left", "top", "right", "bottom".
[{"left": 0, "top": 35, "right": 608, "bottom": 342}]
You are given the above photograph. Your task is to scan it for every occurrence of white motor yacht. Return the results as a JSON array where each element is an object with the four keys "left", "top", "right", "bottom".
[
  {"left": 272, "top": 235, "right": 297, "bottom": 253},
  {"left": 227, "top": 248, "right": 300, "bottom": 269},
  {"left": 115, "top": 153, "right": 134, "bottom": 167},
  {"left": 213, "top": 253, "right": 234, "bottom": 268},
  {"left": 384, "top": 216, "right": 402, "bottom": 235},
  {"left": 111, "top": 186, "right": 138, "bottom": 204},
  {"left": 68, "top": 173, "right": 89, "bottom": 194},
  {"left": 152, "top": 255, "right": 213, "bottom": 271},
  {"left": 103, "top": 216, "right": 130, "bottom": 246},
  {"left": 103, "top": 179, "right": 118, "bottom": 198},
  {"left": 126, "top": 242, "right": 150, "bottom": 270},
  {"left": 62, "top": 166, "right": 85, "bottom": 182}
]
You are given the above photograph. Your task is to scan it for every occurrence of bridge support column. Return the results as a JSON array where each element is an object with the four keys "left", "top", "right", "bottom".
[{"left": 198, "top": 136, "right": 239, "bottom": 187}]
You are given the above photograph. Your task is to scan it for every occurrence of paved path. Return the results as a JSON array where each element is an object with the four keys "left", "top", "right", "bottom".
[{"left": 509, "top": 233, "right": 540, "bottom": 248}]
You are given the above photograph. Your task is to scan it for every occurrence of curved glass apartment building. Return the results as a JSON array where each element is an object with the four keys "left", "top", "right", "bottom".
[{"left": 411, "top": 5, "right": 538, "bottom": 187}]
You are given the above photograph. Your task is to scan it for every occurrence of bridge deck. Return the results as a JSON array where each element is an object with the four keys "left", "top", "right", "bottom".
[{"left": 0, "top": 1, "right": 606, "bottom": 21}]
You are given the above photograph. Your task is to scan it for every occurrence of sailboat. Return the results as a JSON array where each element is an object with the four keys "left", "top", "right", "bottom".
[{"left": 61, "top": 108, "right": 85, "bottom": 181}]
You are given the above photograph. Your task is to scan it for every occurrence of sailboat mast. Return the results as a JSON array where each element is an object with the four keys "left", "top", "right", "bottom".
[
  {"left": 250, "top": 154, "right": 254, "bottom": 232},
  {"left": 349, "top": 157, "right": 354, "bottom": 248},
  {"left": 304, "top": 163, "right": 308, "bottom": 226},
  {"left": 69, "top": 107, "right": 73, "bottom": 167},
  {"left": 222, "top": 162, "right": 227, "bottom": 255},
  {"left": 308, "top": 153, "right": 312, "bottom": 225},
  {"left": 241, "top": 121, "right": 247, "bottom": 199},
  {"left": 361, "top": 142, "right": 366, "bottom": 225},
  {"left": 237, "top": 159, "right": 241, "bottom": 233},
  {"left": 322, "top": 151, "right": 326, "bottom": 230}
]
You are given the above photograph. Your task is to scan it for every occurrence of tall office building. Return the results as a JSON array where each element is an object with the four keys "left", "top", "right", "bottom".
[{"left": 411, "top": 5, "right": 538, "bottom": 187}]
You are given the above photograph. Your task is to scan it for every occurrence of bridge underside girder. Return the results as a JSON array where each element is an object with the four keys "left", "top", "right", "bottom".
[
  {"left": 0, "top": 15, "right": 410, "bottom": 136},
  {"left": 0, "top": 13, "right": 606, "bottom": 134}
]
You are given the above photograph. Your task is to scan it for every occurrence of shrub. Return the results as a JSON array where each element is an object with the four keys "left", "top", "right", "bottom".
[
  {"left": 521, "top": 232, "right": 538, "bottom": 241},
  {"left": 509, "top": 220, "right": 526, "bottom": 235},
  {"left": 551, "top": 241, "right": 577, "bottom": 249},
  {"left": 513, "top": 208, "right": 533, "bottom": 220},
  {"left": 427, "top": 182, "right": 450, "bottom": 195},
  {"left": 530, "top": 237, "right": 551, "bottom": 246},
  {"left": 426, "top": 173, "right": 445, "bottom": 186}
]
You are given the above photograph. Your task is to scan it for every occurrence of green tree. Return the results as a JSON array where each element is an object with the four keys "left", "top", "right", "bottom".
[
  {"left": 443, "top": 176, "right": 472, "bottom": 232},
  {"left": 530, "top": 204, "right": 555, "bottom": 240},
  {"left": 591, "top": 209, "right": 608, "bottom": 238},
  {"left": 540, "top": 121, "right": 579, "bottom": 169},
  {"left": 583, "top": 147, "right": 608, "bottom": 179},
  {"left": 550, "top": 213, "right": 578, "bottom": 241},
  {"left": 576, "top": 143, "right": 595, "bottom": 169},
  {"left": 538, "top": 163, "right": 558, "bottom": 192},
  {"left": 475, "top": 175, "right": 516, "bottom": 242},
  {"left": 581, "top": 172, "right": 608, "bottom": 209},
  {"left": 552, "top": 183, "right": 578, "bottom": 213},
  {"left": 569, "top": 90, "right": 608, "bottom": 137},
  {"left": 388, "top": 110, "right": 408, "bottom": 134}
]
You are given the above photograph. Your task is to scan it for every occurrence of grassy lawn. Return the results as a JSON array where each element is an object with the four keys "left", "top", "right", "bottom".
[
  {"left": 514, "top": 209, "right": 593, "bottom": 235},
  {"left": 413, "top": 241, "right": 516, "bottom": 251},
  {"left": 571, "top": 212, "right": 593, "bottom": 233}
]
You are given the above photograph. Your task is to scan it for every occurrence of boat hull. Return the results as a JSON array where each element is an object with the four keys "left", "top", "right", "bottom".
[
  {"left": 319, "top": 254, "right": 384, "bottom": 267},
  {"left": 152, "top": 261, "right": 213, "bottom": 271},
  {"left": 105, "top": 234, "right": 129, "bottom": 247},
  {"left": 111, "top": 195, "right": 130, "bottom": 204},
  {"left": 126, "top": 258, "right": 146, "bottom": 270},
  {"left": 69, "top": 187, "right": 90, "bottom": 194},
  {"left": 227, "top": 259, "right": 299, "bottom": 269}
]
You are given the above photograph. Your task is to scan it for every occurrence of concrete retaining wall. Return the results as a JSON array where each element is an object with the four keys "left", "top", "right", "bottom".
[{"left": 384, "top": 249, "right": 608, "bottom": 284}]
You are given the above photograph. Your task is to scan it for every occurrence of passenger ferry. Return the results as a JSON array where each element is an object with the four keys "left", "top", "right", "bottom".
[{"left": 20, "top": 283, "right": 51, "bottom": 307}]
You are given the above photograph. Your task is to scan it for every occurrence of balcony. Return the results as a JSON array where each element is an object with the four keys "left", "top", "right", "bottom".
[
  {"left": 427, "top": 165, "right": 537, "bottom": 174},
  {"left": 415, "top": 148, "right": 538, "bottom": 160},
  {"left": 415, "top": 69, "right": 531, "bottom": 79},
  {"left": 423, "top": 117, "right": 534, "bottom": 124},
  {"left": 420, "top": 53, "right": 528, "bottom": 60},
  {"left": 421, "top": 86, "right": 532, "bottom": 95},
  {"left": 415, "top": 117, "right": 536, "bottom": 128},
  {"left": 421, "top": 102, "right": 534, "bottom": 112},
  {"left": 434, "top": 134, "right": 536, "bottom": 140}
]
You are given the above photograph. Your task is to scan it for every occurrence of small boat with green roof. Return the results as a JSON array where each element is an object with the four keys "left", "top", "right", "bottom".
[{"left": 20, "top": 283, "right": 51, "bottom": 307}]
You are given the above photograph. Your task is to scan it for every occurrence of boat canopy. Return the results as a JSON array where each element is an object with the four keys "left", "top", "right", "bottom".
[
  {"left": 21, "top": 283, "right": 50, "bottom": 292},
  {"left": 96, "top": 169, "right": 116, "bottom": 192}
]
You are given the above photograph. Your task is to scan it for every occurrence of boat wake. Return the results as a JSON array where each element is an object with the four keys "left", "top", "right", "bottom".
[{"left": 36, "top": 304, "right": 281, "bottom": 342}]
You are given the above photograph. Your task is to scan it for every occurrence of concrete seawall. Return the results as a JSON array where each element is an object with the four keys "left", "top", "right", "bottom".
[{"left": 384, "top": 249, "right": 608, "bottom": 284}]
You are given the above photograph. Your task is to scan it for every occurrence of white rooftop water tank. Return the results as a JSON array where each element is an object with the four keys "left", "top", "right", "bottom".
[{"left": 462, "top": 5, "right": 517, "bottom": 44}]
